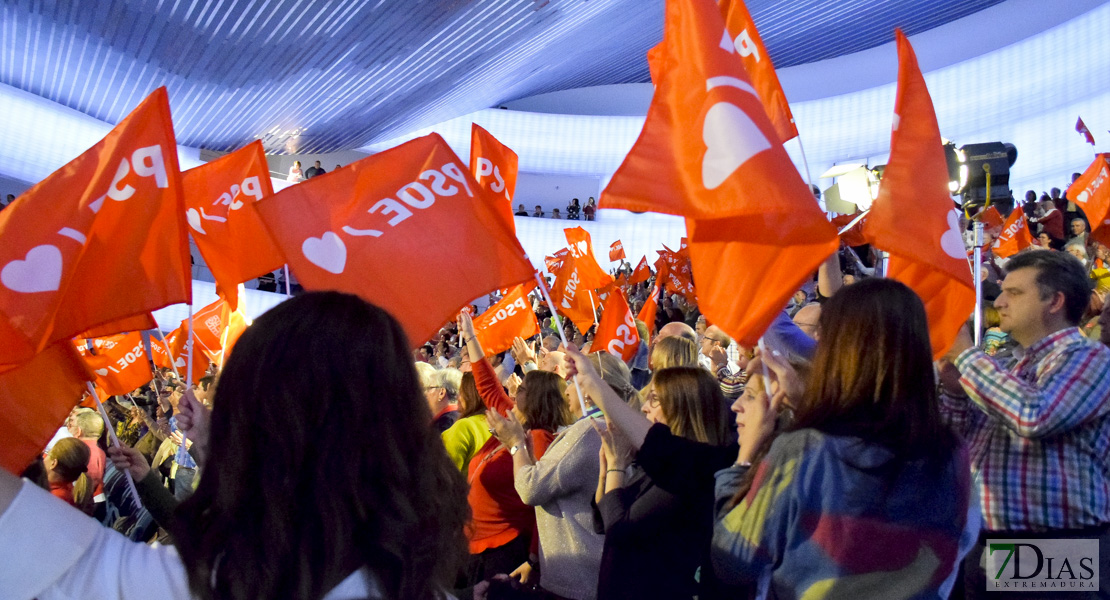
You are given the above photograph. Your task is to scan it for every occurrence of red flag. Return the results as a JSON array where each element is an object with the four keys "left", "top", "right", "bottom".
[
  {"left": 470, "top": 124, "right": 519, "bottom": 234},
  {"left": 218, "top": 292, "right": 250, "bottom": 362},
  {"left": 993, "top": 206, "right": 1034, "bottom": 258},
  {"left": 254, "top": 134, "right": 534, "bottom": 347},
  {"left": 658, "top": 247, "right": 697, "bottom": 305},
  {"left": 600, "top": 0, "right": 809, "bottom": 219},
  {"left": 0, "top": 342, "right": 92, "bottom": 473},
  {"left": 0, "top": 87, "right": 191, "bottom": 368},
  {"left": 637, "top": 286, "right": 661, "bottom": 340},
  {"left": 170, "top": 322, "right": 212, "bottom": 385},
  {"left": 977, "top": 206, "right": 1004, "bottom": 231},
  {"left": 473, "top": 284, "right": 539, "bottom": 354},
  {"left": 545, "top": 248, "right": 569, "bottom": 274},
  {"left": 183, "top": 141, "right": 284, "bottom": 309},
  {"left": 564, "top": 227, "right": 615, "bottom": 290},
  {"left": 628, "top": 256, "right": 652, "bottom": 285},
  {"left": 74, "top": 332, "right": 152, "bottom": 396},
  {"left": 1067, "top": 154, "right": 1110, "bottom": 246},
  {"left": 550, "top": 255, "right": 598, "bottom": 335},
  {"left": 832, "top": 213, "right": 869, "bottom": 247},
  {"left": 79, "top": 313, "right": 158, "bottom": 339},
  {"left": 1077, "top": 117, "right": 1096, "bottom": 146},
  {"left": 187, "top": 298, "right": 228, "bottom": 362},
  {"left": 594, "top": 289, "right": 640, "bottom": 362},
  {"left": 861, "top": 30, "right": 975, "bottom": 357},
  {"left": 718, "top": 0, "right": 797, "bottom": 143},
  {"left": 609, "top": 240, "right": 626, "bottom": 262},
  {"left": 600, "top": 0, "right": 836, "bottom": 345}
]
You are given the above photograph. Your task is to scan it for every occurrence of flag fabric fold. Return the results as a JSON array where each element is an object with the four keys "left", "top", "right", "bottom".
[
  {"left": 718, "top": 0, "right": 797, "bottom": 143},
  {"left": 594, "top": 289, "right": 640, "bottom": 362},
  {"left": 1067, "top": 154, "right": 1110, "bottom": 246}
]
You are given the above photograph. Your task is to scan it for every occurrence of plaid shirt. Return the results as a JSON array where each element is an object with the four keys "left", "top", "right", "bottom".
[{"left": 942, "top": 327, "right": 1110, "bottom": 531}]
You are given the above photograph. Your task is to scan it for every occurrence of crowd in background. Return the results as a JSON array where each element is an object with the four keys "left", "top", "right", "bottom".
[
  {"left": 2, "top": 167, "right": 1110, "bottom": 600},
  {"left": 514, "top": 197, "right": 597, "bottom": 221}
]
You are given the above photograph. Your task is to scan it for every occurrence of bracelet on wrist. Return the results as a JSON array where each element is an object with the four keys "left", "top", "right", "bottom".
[{"left": 606, "top": 468, "right": 626, "bottom": 474}]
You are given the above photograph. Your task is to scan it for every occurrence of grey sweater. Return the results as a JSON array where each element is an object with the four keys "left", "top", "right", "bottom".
[{"left": 515, "top": 413, "right": 605, "bottom": 600}]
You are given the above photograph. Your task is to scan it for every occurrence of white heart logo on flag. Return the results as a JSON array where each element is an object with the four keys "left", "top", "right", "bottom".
[
  {"left": 701, "top": 101, "right": 771, "bottom": 190},
  {"left": 302, "top": 232, "right": 347, "bottom": 275},
  {"left": 186, "top": 208, "right": 206, "bottom": 234},
  {"left": 95, "top": 368, "right": 109, "bottom": 376},
  {"left": 174, "top": 357, "right": 187, "bottom": 368},
  {"left": 1, "top": 245, "right": 63, "bottom": 293},
  {"left": 940, "top": 211, "right": 967, "bottom": 259}
]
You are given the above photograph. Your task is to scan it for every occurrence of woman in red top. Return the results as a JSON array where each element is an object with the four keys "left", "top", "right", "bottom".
[
  {"left": 45, "top": 437, "right": 91, "bottom": 512},
  {"left": 455, "top": 312, "right": 573, "bottom": 596}
]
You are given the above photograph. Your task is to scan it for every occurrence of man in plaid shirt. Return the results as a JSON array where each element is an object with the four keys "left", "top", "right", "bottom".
[{"left": 941, "top": 251, "right": 1110, "bottom": 598}]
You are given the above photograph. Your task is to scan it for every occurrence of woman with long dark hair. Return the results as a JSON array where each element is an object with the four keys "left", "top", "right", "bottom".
[
  {"left": 0, "top": 292, "right": 469, "bottom": 600},
  {"left": 712, "top": 278, "right": 978, "bottom": 598}
]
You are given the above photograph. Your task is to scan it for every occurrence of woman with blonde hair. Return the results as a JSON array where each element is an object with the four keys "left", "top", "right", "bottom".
[
  {"left": 44, "top": 437, "right": 92, "bottom": 512},
  {"left": 650, "top": 336, "right": 698, "bottom": 371}
]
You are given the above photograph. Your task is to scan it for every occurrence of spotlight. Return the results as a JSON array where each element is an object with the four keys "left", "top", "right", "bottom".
[{"left": 954, "top": 142, "right": 1018, "bottom": 213}]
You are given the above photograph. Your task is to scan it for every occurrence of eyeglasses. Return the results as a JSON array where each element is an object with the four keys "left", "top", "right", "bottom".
[
  {"left": 645, "top": 390, "right": 660, "bottom": 408},
  {"left": 424, "top": 386, "right": 442, "bottom": 392}
]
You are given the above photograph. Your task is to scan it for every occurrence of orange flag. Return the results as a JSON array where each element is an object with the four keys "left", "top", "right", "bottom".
[
  {"left": 628, "top": 256, "right": 652, "bottom": 285},
  {"left": 473, "top": 284, "right": 540, "bottom": 354},
  {"left": 170, "top": 322, "right": 212, "bottom": 384},
  {"left": 183, "top": 141, "right": 284, "bottom": 309},
  {"left": 1067, "top": 154, "right": 1110, "bottom": 245},
  {"left": 0, "top": 342, "right": 92, "bottom": 473},
  {"left": 609, "top": 240, "right": 626, "bottom": 262},
  {"left": 0, "top": 87, "right": 191, "bottom": 368},
  {"left": 601, "top": 0, "right": 837, "bottom": 346},
  {"left": 74, "top": 332, "right": 152, "bottom": 396},
  {"left": 977, "top": 206, "right": 1004, "bottom": 230},
  {"left": 832, "top": 213, "right": 870, "bottom": 247},
  {"left": 718, "top": 0, "right": 797, "bottom": 143},
  {"left": 993, "top": 206, "right": 1035, "bottom": 259},
  {"left": 186, "top": 298, "right": 228, "bottom": 362},
  {"left": 218, "top": 286, "right": 251, "bottom": 361},
  {"left": 564, "top": 227, "right": 614, "bottom": 291},
  {"left": 600, "top": 0, "right": 807, "bottom": 219},
  {"left": 551, "top": 255, "right": 598, "bottom": 335},
  {"left": 79, "top": 313, "right": 158, "bottom": 340},
  {"left": 470, "top": 124, "right": 519, "bottom": 234},
  {"left": 860, "top": 30, "right": 974, "bottom": 357},
  {"left": 149, "top": 329, "right": 177, "bottom": 371},
  {"left": 254, "top": 134, "right": 534, "bottom": 347},
  {"left": 594, "top": 289, "right": 640, "bottom": 362},
  {"left": 637, "top": 285, "right": 661, "bottom": 339},
  {"left": 658, "top": 246, "right": 697, "bottom": 305},
  {"left": 545, "top": 248, "right": 569, "bottom": 274}
]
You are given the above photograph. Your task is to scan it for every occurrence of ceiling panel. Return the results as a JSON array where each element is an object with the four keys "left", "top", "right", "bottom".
[{"left": 0, "top": 0, "right": 1005, "bottom": 155}]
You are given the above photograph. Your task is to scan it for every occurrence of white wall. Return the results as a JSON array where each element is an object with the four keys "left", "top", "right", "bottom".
[{"left": 514, "top": 172, "right": 601, "bottom": 214}]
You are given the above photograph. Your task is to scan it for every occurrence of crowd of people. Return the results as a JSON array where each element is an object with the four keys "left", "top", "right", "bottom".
[
  {"left": 514, "top": 197, "right": 597, "bottom": 221},
  {"left": 2, "top": 170, "right": 1110, "bottom": 600}
]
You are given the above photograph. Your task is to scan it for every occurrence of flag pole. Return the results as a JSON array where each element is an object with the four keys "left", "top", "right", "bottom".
[
  {"left": 179, "top": 301, "right": 195, "bottom": 453},
  {"left": 85, "top": 382, "right": 143, "bottom": 508},
  {"left": 283, "top": 265, "right": 292, "bottom": 297},
  {"left": 533, "top": 271, "right": 590, "bottom": 419},
  {"left": 796, "top": 136, "right": 823, "bottom": 212},
  {"left": 588, "top": 292, "right": 599, "bottom": 327}
]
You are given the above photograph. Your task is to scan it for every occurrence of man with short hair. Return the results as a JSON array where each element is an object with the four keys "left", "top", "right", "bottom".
[
  {"left": 303, "top": 160, "right": 326, "bottom": 179},
  {"left": 515, "top": 204, "right": 528, "bottom": 216},
  {"left": 424, "top": 368, "right": 461, "bottom": 434},
  {"left": 942, "top": 251, "right": 1110, "bottom": 598},
  {"left": 532, "top": 205, "right": 545, "bottom": 218}
]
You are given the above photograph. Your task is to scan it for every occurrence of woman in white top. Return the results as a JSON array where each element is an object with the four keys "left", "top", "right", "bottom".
[
  {"left": 288, "top": 160, "right": 304, "bottom": 183},
  {"left": 0, "top": 292, "right": 468, "bottom": 600}
]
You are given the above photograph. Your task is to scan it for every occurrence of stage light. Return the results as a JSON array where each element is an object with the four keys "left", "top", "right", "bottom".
[{"left": 956, "top": 142, "right": 1018, "bottom": 213}]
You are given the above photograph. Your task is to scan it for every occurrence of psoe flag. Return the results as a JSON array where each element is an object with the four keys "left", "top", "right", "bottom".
[
  {"left": 255, "top": 134, "right": 535, "bottom": 347},
  {"left": 609, "top": 240, "right": 626, "bottom": 262},
  {"left": 594, "top": 289, "right": 640, "bottom": 362},
  {"left": 470, "top": 123, "right": 519, "bottom": 234},
  {"left": 473, "top": 284, "right": 539, "bottom": 355}
]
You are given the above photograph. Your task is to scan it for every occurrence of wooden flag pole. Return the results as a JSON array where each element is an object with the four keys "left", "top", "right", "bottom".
[
  {"left": 85, "top": 383, "right": 143, "bottom": 508},
  {"left": 533, "top": 271, "right": 590, "bottom": 419}
]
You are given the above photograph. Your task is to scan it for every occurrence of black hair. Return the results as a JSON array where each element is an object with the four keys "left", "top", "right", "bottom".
[{"left": 1004, "top": 251, "right": 1090, "bottom": 324}]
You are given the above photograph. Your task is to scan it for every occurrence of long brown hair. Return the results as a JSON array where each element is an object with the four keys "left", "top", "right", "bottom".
[
  {"left": 651, "top": 367, "right": 731, "bottom": 445},
  {"left": 794, "top": 278, "right": 958, "bottom": 464},
  {"left": 457, "top": 372, "right": 485, "bottom": 418},
  {"left": 517, "top": 370, "right": 571, "bottom": 432},
  {"left": 172, "top": 292, "right": 469, "bottom": 600}
]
